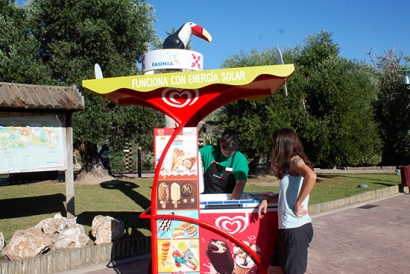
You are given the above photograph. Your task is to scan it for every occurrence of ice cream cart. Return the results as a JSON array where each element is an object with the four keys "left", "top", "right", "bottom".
[{"left": 82, "top": 48, "right": 294, "bottom": 273}]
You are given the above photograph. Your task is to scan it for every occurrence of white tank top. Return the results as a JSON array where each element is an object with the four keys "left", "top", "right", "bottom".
[{"left": 278, "top": 173, "right": 311, "bottom": 229}]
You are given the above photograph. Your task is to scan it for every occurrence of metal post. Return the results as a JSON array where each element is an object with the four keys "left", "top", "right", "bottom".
[
  {"left": 125, "top": 142, "right": 133, "bottom": 173},
  {"left": 138, "top": 147, "right": 142, "bottom": 178}
]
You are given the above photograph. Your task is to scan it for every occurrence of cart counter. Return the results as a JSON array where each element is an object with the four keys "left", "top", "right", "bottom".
[{"left": 199, "top": 193, "right": 278, "bottom": 274}]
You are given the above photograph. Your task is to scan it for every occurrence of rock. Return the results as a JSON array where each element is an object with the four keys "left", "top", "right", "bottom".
[
  {"left": 54, "top": 224, "right": 90, "bottom": 250},
  {"left": 35, "top": 213, "right": 75, "bottom": 237},
  {"left": 91, "top": 215, "right": 124, "bottom": 244},
  {"left": 2, "top": 227, "right": 52, "bottom": 261},
  {"left": 2, "top": 214, "right": 119, "bottom": 261}
]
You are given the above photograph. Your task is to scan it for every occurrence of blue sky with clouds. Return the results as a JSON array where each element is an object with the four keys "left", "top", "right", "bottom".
[{"left": 18, "top": 0, "right": 410, "bottom": 70}]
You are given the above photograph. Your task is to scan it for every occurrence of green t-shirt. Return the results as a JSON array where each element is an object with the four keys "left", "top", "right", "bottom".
[{"left": 199, "top": 145, "right": 249, "bottom": 182}]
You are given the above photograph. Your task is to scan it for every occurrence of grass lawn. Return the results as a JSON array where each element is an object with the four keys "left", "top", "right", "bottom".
[
  {"left": 246, "top": 173, "right": 401, "bottom": 204},
  {"left": 0, "top": 173, "right": 401, "bottom": 242}
]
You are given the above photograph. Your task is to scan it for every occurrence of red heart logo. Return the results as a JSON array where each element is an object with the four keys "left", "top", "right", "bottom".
[
  {"left": 215, "top": 215, "right": 248, "bottom": 234},
  {"left": 162, "top": 88, "right": 199, "bottom": 108}
]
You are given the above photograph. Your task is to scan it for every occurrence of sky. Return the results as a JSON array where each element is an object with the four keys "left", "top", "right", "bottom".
[
  {"left": 148, "top": 0, "right": 410, "bottom": 70},
  {"left": 17, "top": 0, "right": 410, "bottom": 70}
]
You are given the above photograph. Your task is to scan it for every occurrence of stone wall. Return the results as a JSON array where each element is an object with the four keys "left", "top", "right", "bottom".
[
  {"left": 0, "top": 237, "right": 151, "bottom": 274},
  {"left": 309, "top": 185, "right": 399, "bottom": 215}
]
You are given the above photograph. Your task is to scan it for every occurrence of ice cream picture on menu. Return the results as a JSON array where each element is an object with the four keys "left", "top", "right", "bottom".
[
  {"left": 171, "top": 182, "right": 181, "bottom": 208},
  {"left": 157, "top": 239, "right": 200, "bottom": 272},
  {"left": 233, "top": 241, "right": 261, "bottom": 274},
  {"left": 177, "top": 240, "right": 199, "bottom": 269},
  {"left": 171, "top": 148, "right": 185, "bottom": 172},
  {"left": 157, "top": 181, "right": 198, "bottom": 210},
  {"left": 164, "top": 148, "right": 198, "bottom": 176},
  {"left": 160, "top": 240, "right": 171, "bottom": 266},
  {"left": 182, "top": 157, "right": 197, "bottom": 170},
  {"left": 206, "top": 239, "right": 234, "bottom": 274},
  {"left": 158, "top": 182, "right": 169, "bottom": 209}
]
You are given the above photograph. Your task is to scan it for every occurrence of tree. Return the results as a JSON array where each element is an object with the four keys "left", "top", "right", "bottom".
[
  {"left": 370, "top": 49, "right": 410, "bottom": 165},
  {"left": 23, "top": 0, "right": 163, "bottom": 178},
  {"left": 27, "top": 0, "right": 157, "bottom": 83},
  {"left": 301, "top": 57, "right": 382, "bottom": 167},
  {"left": 217, "top": 48, "right": 308, "bottom": 163},
  {"left": 0, "top": 0, "right": 51, "bottom": 83},
  {"left": 219, "top": 31, "right": 382, "bottom": 168}
]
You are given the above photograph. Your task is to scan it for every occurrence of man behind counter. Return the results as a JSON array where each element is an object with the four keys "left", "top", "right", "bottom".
[{"left": 199, "top": 130, "right": 249, "bottom": 200}]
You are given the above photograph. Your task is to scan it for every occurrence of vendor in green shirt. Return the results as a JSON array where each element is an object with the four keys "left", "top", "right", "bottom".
[{"left": 199, "top": 130, "right": 249, "bottom": 200}]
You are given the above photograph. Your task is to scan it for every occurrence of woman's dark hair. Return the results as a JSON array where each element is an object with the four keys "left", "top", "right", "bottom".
[{"left": 271, "top": 128, "right": 313, "bottom": 179}]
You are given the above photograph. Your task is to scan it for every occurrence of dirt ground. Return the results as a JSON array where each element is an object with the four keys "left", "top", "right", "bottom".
[{"left": 73, "top": 173, "right": 116, "bottom": 184}]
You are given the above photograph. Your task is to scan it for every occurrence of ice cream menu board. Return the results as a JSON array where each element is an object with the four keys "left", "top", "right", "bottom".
[
  {"left": 154, "top": 128, "right": 199, "bottom": 179},
  {"left": 154, "top": 127, "right": 201, "bottom": 273}
]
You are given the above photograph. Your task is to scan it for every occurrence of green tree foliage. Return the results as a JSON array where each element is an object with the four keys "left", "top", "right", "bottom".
[
  {"left": 2, "top": 0, "right": 164, "bottom": 176},
  {"left": 218, "top": 48, "right": 309, "bottom": 162},
  {"left": 26, "top": 0, "right": 158, "bottom": 83},
  {"left": 0, "top": 0, "right": 51, "bottom": 83},
  {"left": 220, "top": 31, "right": 382, "bottom": 167},
  {"left": 371, "top": 50, "right": 410, "bottom": 165},
  {"left": 300, "top": 57, "right": 381, "bottom": 167},
  {"left": 27, "top": 0, "right": 163, "bottom": 172}
]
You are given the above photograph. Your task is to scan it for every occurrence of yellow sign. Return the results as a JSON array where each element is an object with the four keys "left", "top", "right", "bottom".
[{"left": 82, "top": 64, "right": 294, "bottom": 94}]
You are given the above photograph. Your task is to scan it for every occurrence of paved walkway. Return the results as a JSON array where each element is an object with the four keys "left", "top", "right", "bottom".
[
  {"left": 59, "top": 192, "right": 410, "bottom": 274},
  {"left": 308, "top": 193, "right": 410, "bottom": 274}
]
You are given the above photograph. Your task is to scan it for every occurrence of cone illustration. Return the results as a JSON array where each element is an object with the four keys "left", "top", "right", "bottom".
[
  {"left": 171, "top": 148, "right": 185, "bottom": 171},
  {"left": 161, "top": 241, "right": 171, "bottom": 265}
]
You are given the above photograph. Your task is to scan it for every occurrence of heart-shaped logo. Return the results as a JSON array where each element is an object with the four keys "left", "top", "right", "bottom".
[
  {"left": 162, "top": 88, "right": 199, "bottom": 108},
  {"left": 215, "top": 214, "right": 249, "bottom": 234}
]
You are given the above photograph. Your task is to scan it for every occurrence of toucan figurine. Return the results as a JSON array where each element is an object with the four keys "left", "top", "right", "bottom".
[{"left": 162, "top": 22, "right": 212, "bottom": 49}]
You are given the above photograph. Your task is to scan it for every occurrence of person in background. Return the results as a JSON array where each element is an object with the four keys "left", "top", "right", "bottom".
[
  {"left": 199, "top": 129, "right": 249, "bottom": 200},
  {"left": 258, "top": 128, "right": 316, "bottom": 274},
  {"left": 99, "top": 145, "right": 112, "bottom": 175}
]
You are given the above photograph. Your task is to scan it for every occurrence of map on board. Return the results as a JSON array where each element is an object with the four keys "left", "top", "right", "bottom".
[{"left": 0, "top": 115, "right": 66, "bottom": 173}]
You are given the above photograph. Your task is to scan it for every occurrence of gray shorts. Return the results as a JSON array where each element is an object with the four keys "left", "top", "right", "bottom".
[{"left": 271, "top": 222, "right": 314, "bottom": 274}]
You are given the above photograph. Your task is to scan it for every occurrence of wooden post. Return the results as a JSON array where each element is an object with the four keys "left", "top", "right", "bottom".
[{"left": 65, "top": 112, "right": 75, "bottom": 218}]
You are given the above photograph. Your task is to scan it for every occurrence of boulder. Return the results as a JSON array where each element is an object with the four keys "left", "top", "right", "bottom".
[
  {"left": 2, "top": 214, "right": 122, "bottom": 261},
  {"left": 35, "top": 213, "right": 74, "bottom": 237},
  {"left": 2, "top": 227, "right": 51, "bottom": 261},
  {"left": 91, "top": 215, "right": 124, "bottom": 244},
  {"left": 53, "top": 224, "right": 90, "bottom": 250}
]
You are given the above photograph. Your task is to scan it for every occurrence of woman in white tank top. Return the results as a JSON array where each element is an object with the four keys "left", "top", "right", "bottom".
[{"left": 258, "top": 128, "right": 316, "bottom": 274}]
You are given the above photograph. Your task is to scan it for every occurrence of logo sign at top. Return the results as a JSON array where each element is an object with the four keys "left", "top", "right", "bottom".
[{"left": 143, "top": 49, "right": 204, "bottom": 74}]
